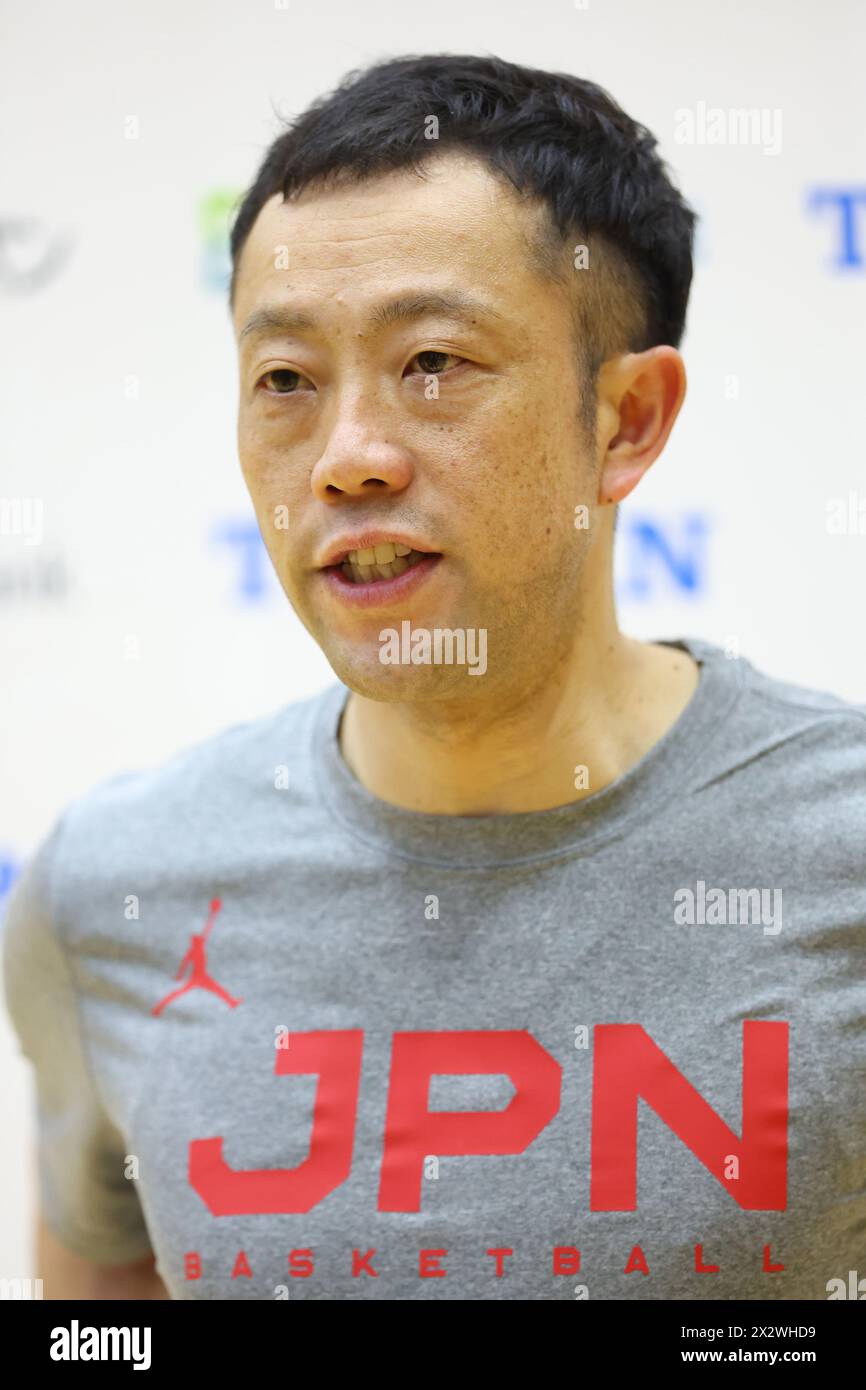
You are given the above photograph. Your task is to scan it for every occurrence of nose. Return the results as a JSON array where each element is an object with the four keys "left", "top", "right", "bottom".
[{"left": 310, "top": 392, "right": 415, "bottom": 503}]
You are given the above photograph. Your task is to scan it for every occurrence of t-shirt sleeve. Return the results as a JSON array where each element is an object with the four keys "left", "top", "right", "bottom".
[{"left": 1, "top": 817, "right": 154, "bottom": 1265}]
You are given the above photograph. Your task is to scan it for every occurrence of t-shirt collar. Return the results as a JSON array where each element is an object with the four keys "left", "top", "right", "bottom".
[{"left": 309, "top": 635, "right": 744, "bottom": 868}]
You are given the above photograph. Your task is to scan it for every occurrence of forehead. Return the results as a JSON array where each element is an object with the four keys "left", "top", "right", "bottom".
[{"left": 231, "top": 152, "right": 555, "bottom": 332}]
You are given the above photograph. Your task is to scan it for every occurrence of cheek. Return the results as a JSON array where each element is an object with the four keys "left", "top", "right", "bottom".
[
  {"left": 445, "top": 415, "right": 581, "bottom": 566},
  {"left": 237, "top": 418, "right": 266, "bottom": 491},
  {"left": 239, "top": 428, "right": 310, "bottom": 511},
  {"left": 236, "top": 448, "right": 305, "bottom": 577}
]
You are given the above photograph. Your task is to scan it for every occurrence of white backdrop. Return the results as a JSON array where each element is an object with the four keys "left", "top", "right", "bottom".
[{"left": 1, "top": 0, "right": 864, "bottom": 1277}]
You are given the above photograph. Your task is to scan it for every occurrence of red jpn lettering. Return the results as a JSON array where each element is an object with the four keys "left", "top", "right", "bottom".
[
  {"left": 377, "top": 1030, "right": 563, "bottom": 1211},
  {"left": 185, "top": 1024, "right": 790, "bottom": 1217},
  {"left": 189, "top": 1030, "right": 363, "bottom": 1214},
  {"left": 590, "top": 1021, "right": 788, "bottom": 1211}
]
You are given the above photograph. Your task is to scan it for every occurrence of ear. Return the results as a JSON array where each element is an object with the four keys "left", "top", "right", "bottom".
[{"left": 594, "top": 347, "right": 686, "bottom": 506}]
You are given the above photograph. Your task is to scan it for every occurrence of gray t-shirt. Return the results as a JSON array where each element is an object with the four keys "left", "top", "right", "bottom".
[{"left": 3, "top": 635, "right": 865, "bottom": 1301}]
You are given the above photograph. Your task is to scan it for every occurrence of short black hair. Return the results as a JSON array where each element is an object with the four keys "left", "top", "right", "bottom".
[{"left": 230, "top": 52, "right": 696, "bottom": 390}]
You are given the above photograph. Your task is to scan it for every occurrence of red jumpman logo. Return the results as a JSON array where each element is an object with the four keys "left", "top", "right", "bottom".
[{"left": 151, "top": 898, "right": 243, "bottom": 1016}]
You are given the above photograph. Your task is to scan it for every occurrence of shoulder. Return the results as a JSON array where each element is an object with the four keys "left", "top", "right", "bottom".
[
  {"left": 685, "top": 635, "right": 866, "bottom": 750},
  {"left": 72, "top": 683, "right": 339, "bottom": 811},
  {"left": 737, "top": 651, "right": 866, "bottom": 725},
  {"left": 734, "top": 649, "right": 866, "bottom": 772},
  {"left": 9, "top": 683, "right": 345, "bottom": 932},
  {"left": 688, "top": 638, "right": 866, "bottom": 845}
]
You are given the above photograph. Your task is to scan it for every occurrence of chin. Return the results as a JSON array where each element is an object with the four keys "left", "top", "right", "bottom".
[{"left": 325, "top": 644, "right": 483, "bottom": 703}]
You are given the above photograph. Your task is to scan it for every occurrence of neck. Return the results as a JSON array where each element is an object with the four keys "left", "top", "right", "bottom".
[{"left": 338, "top": 623, "right": 700, "bottom": 816}]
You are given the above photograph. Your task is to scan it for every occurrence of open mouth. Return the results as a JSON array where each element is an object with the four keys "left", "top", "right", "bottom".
[{"left": 334, "top": 542, "right": 434, "bottom": 585}]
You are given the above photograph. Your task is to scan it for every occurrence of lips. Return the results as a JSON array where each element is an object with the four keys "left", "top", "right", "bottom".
[
  {"left": 319, "top": 547, "right": 442, "bottom": 607},
  {"left": 320, "top": 534, "right": 440, "bottom": 585},
  {"left": 339, "top": 542, "right": 429, "bottom": 585}
]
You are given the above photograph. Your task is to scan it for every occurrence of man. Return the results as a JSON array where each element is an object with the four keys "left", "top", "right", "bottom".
[{"left": 3, "top": 54, "right": 865, "bottom": 1302}]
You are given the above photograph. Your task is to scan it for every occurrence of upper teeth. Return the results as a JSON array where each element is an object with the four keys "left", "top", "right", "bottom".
[{"left": 346, "top": 542, "right": 412, "bottom": 565}]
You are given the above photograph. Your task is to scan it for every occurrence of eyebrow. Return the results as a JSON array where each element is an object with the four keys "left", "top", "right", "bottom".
[{"left": 238, "top": 290, "right": 505, "bottom": 344}]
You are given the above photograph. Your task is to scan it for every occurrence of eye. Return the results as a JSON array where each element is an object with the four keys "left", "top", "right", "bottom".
[
  {"left": 405, "top": 350, "right": 465, "bottom": 377},
  {"left": 257, "top": 368, "right": 310, "bottom": 394}
]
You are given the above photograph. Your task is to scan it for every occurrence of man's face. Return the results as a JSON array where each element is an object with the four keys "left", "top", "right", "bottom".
[{"left": 232, "top": 152, "right": 601, "bottom": 703}]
